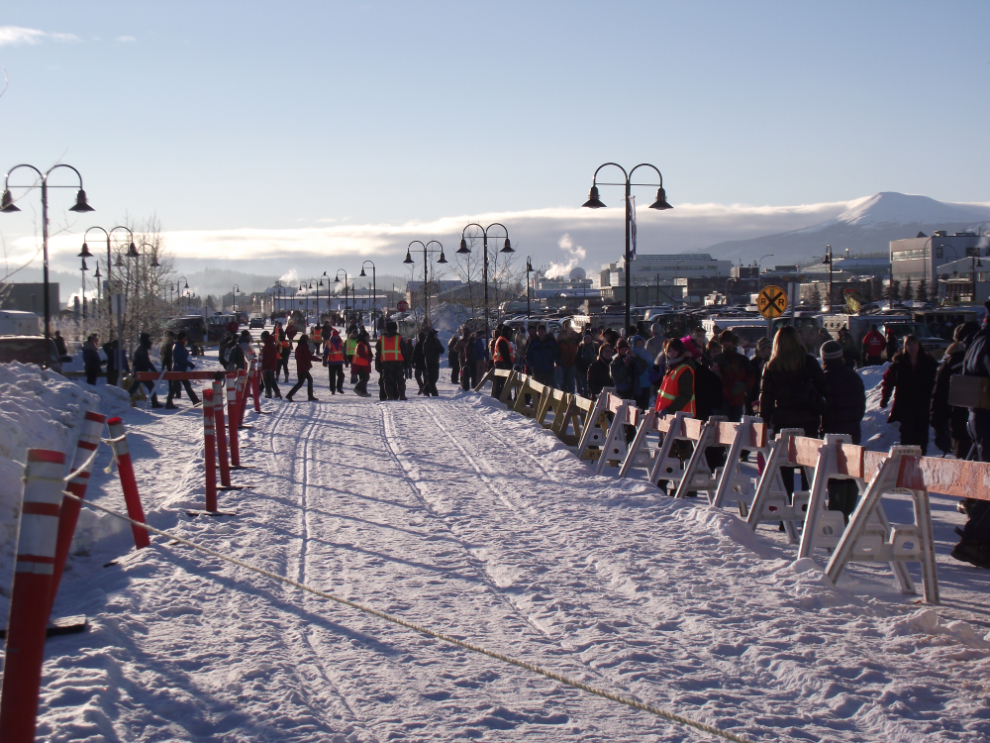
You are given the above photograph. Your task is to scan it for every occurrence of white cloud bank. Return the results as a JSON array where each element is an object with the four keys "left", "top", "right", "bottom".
[
  {"left": 16, "top": 198, "right": 864, "bottom": 277},
  {"left": 0, "top": 26, "right": 79, "bottom": 46}
]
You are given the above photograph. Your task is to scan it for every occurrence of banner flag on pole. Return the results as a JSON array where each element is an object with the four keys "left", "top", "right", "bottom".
[{"left": 629, "top": 195, "right": 638, "bottom": 260}]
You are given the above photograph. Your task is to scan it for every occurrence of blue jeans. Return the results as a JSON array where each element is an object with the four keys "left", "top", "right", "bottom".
[{"left": 561, "top": 365, "right": 576, "bottom": 394}]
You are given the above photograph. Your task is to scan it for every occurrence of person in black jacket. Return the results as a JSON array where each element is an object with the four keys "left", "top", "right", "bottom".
[
  {"left": 760, "top": 326, "right": 830, "bottom": 495},
  {"left": 127, "top": 333, "right": 164, "bottom": 408},
  {"left": 880, "top": 334, "right": 938, "bottom": 455},
  {"left": 423, "top": 329, "right": 444, "bottom": 397},
  {"left": 413, "top": 331, "right": 427, "bottom": 394},
  {"left": 820, "top": 340, "right": 865, "bottom": 521},
  {"left": 82, "top": 334, "right": 104, "bottom": 385},
  {"left": 931, "top": 321, "right": 980, "bottom": 457},
  {"left": 587, "top": 344, "right": 614, "bottom": 398}
]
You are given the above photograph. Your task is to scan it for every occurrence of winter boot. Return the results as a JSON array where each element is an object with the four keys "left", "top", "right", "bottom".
[{"left": 151, "top": 395, "right": 164, "bottom": 409}]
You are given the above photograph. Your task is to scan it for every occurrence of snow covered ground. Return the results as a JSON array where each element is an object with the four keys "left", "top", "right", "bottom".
[{"left": 1, "top": 356, "right": 989, "bottom": 742}]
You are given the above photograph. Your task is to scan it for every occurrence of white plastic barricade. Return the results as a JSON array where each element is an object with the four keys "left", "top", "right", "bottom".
[
  {"left": 825, "top": 445, "right": 938, "bottom": 603},
  {"left": 498, "top": 370, "right": 523, "bottom": 406},
  {"left": 743, "top": 429, "right": 817, "bottom": 543},
  {"left": 596, "top": 402, "right": 653, "bottom": 474},
  {"left": 672, "top": 416, "right": 727, "bottom": 499},
  {"left": 798, "top": 434, "right": 866, "bottom": 559},
  {"left": 550, "top": 393, "right": 582, "bottom": 445},
  {"left": 537, "top": 387, "right": 570, "bottom": 431},
  {"left": 473, "top": 366, "right": 496, "bottom": 392},
  {"left": 576, "top": 393, "right": 613, "bottom": 461},
  {"left": 512, "top": 376, "right": 547, "bottom": 419},
  {"left": 709, "top": 416, "right": 770, "bottom": 512},
  {"left": 619, "top": 409, "right": 678, "bottom": 481}
]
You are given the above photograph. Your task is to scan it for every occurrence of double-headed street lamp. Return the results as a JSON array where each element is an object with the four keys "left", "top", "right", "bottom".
[
  {"left": 457, "top": 223, "right": 512, "bottom": 350},
  {"left": 82, "top": 225, "right": 135, "bottom": 383},
  {"left": 1, "top": 163, "right": 95, "bottom": 340},
  {"left": 526, "top": 256, "right": 534, "bottom": 322},
  {"left": 404, "top": 240, "right": 447, "bottom": 328},
  {"left": 170, "top": 277, "right": 189, "bottom": 312},
  {"left": 581, "top": 162, "right": 672, "bottom": 331},
  {"left": 360, "top": 260, "right": 378, "bottom": 337},
  {"left": 822, "top": 244, "right": 834, "bottom": 310},
  {"left": 334, "top": 270, "right": 349, "bottom": 319},
  {"left": 232, "top": 284, "right": 240, "bottom": 312}
]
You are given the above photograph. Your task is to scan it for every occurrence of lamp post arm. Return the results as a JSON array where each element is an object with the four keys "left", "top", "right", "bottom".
[
  {"left": 628, "top": 162, "right": 664, "bottom": 187},
  {"left": 591, "top": 162, "right": 629, "bottom": 185}
]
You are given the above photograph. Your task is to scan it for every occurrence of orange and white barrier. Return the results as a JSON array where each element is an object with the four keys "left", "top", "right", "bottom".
[
  {"left": 106, "top": 417, "right": 150, "bottom": 550},
  {"left": 672, "top": 416, "right": 727, "bottom": 499},
  {"left": 0, "top": 449, "right": 65, "bottom": 743},
  {"left": 709, "top": 416, "right": 770, "bottom": 512},
  {"left": 203, "top": 389, "right": 218, "bottom": 512},
  {"left": 596, "top": 398, "right": 651, "bottom": 474}
]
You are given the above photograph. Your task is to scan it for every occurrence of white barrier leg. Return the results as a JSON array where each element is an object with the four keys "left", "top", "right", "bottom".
[
  {"left": 618, "top": 409, "right": 658, "bottom": 478},
  {"left": 576, "top": 395, "right": 609, "bottom": 460},
  {"left": 596, "top": 402, "right": 630, "bottom": 474},
  {"left": 744, "top": 429, "right": 810, "bottom": 543},
  {"left": 798, "top": 434, "right": 852, "bottom": 559},
  {"left": 646, "top": 412, "right": 688, "bottom": 492},
  {"left": 673, "top": 417, "right": 725, "bottom": 499},
  {"left": 710, "top": 417, "right": 768, "bottom": 511}
]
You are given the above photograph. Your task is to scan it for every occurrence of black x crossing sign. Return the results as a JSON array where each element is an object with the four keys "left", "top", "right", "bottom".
[{"left": 756, "top": 285, "right": 788, "bottom": 319}]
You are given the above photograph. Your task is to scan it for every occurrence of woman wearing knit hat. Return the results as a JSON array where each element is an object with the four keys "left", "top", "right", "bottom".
[{"left": 820, "top": 339, "right": 866, "bottom": 521}]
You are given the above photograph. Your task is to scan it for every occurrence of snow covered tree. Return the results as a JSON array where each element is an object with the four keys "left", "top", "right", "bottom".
[{"left": 807, "top": 284, "right": 822, "bottom": 308}]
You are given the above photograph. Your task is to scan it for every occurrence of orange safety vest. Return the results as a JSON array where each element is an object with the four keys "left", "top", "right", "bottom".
[
  {"left": 352, "top": 341, "right": 371, "bottom": 368},
  {"left": 380, "top": 334, "right": 403, "bottom": 362},
  {"left": 312, "top": 328, "right": 322, "bottom": 343},
  {"left": 655, "top": 361, "right": 696, "bottom": 416},
  {"left": 325, "top": 337, "right": 344, "bottom": 363},
  {"left": 493, "top": 338, "right": 514, "bottom": 364}
]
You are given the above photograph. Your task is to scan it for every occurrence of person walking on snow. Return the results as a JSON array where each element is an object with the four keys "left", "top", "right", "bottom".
[
  {"left": 83, "top": 333, "right": 104, "bottom": 386},
  {"left": 423, "top": 329, "right": 444, "bottom": 397},
  {"left": 166, "top": 332, "right": 200, "bottom": 408},
  {"left": 275, "top": 322, "right": 291, "bottom": 383},
  {"left": 323, "top": 328, "right": 346, "bottom": 394},
  {"left": 491, "top": 326, "right": 514, "bottom": 399},
  {"left": 259, "top": 330, "right": 282, "bottom": 399},
  {"left": 526, "top": 324, "right": 560, "bottom": 389},
  {"left": 880, "top": 334, "right": 937, "bottom": 454},
  {"left": 820, "top": 340, "right": 866, "bottom": 522},
  {"left": 376, "top": 321, "right": 406, "bottom": 400},
  {"left": 128, "top": 332, "right": 164, "bottom": 408},
  {"left": 352, "top": 330, "right": 373, "bottom": 397},
  {"left": 286, "top": 332, "right": 320, "bottom": 402},
  {"left": 862, "top": 324, "right": 885, "bottom": 366},
  {"left": 413, "top": 331, "right": 428, "bottom": 394},
  {"left": 447, "top": 332, "right": 461, "bottom": 384}
]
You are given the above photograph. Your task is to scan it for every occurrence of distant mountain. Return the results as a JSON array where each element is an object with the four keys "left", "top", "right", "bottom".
[{"left": 704, "top": 192, "right": 990, "bottom": 266}]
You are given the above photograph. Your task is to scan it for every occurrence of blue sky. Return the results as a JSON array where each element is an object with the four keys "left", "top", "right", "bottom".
[{"left": 2, "top": 1, "right": 989, "bottom": 279}]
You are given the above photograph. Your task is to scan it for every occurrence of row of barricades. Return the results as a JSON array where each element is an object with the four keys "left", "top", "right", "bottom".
[
  {"left": 475, "top": 367, "right": 990, "bottom": 607},
  {"left": 0, "top": 362, "right": 263, "bottom": 742}
]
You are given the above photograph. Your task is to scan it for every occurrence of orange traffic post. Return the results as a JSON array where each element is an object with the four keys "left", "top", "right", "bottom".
[
  {"left": 212, "top": 380, "right": 237, "bottom": 488},
  {"left": 0, "top": 449, "right": 65, "bottom": 743},
  {"left": 226, "top": 377, "right": 242, "bottom": 468},
  {"left": 202, "top": 390, "right": 217, "bottom": 512},
  {"left": 106, "top": 417, "right": 151, "bottom": 549}
]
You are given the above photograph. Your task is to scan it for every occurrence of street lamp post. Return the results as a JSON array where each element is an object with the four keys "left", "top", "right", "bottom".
[
  {"left": 232, "top": 283, "right": 240, "bottom": 313},
  {"left": 404, "top": 240, "right": 447, "bottom": 328},
  {"left": 457, "top": 223, "right": 512, "bottom": 351},
  {"left": 756, "top": 253, "right": 774, "bottom": 295},
  {"left": 526, "top": 256, "right": 534, "bottom": 324},
  {"left": 972, "top": 253, "right": 983, "bottom": 302},
  {"left": 81, "top": 225, "right": 135, "bottom": 384},
  {"left": 334, "top": 270, "right": 349, "bottom": 322},
  {"left": 581, "top": 162, "right": 672, "bottom": 332},
  {"left": 823, "top": 244, "right": 833, "bottom": 311},
  {"left": 360, "top": 260, "right": 377, "bottom": 337},
  {"left": 1, "top": 164, "right": 95, "bottom": 340}
]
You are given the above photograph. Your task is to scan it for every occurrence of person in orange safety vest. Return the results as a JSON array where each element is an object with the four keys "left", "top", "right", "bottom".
[{"left": 655, "top": 337, "right": 696, "bottom": 417}]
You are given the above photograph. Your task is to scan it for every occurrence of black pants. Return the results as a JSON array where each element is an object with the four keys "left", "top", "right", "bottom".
[
  {"left": 533, "top": 370, "right": 555, "bottom": 389},
  {"left": 963, "top": 411, "right": 990, "bottom": 545},
  {"left": 167, "top": 379, "right": 199, "bottom": 405},
  {"left": 382, "top": 362, "right": 405, "bottom": 399},
  {"left": 327, "top": 364, "right": 344, "bottom": 393},
  {"left": 450, "top": 357, "right": 460, "bottom": 384},
  {"left": 827, "top": 479, "right": 859, "bottom": 523},
  {"left": 354, "top": 368, "right": 370, "bottom": 395},
  {"left": 424, "top": 359, "right": 440, "bottom": 396},
  {"left": 415, "top": 365, "right": 426, "bottom": 393},
  {"left": 277, "top": 354, "right": 290, "bottom": 381},
  {"left": 86, "top": 367, "right": 100, "bottom": 385},
  {"left": 899, "top": 419, "right": 930, "bottom": 455},
  {"left": 263, "top": 370, "right": 281, "bottom": 398},
  {"left": 460, "top": 362, "right": 475, "bottom": 391},
  {"left": 128, "top": 378, "right": 158, "bottom": 400},
  {"left": 287, "top": 371, "right": 314, "bottom": 399},
  {"left": 106, "top": 369, "right": 119, "bottom": 387}
]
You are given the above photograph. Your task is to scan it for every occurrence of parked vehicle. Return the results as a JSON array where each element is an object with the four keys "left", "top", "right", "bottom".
[
  {"left": 248, "top": 314, "right": 265, "bottom": 329},
  {"left": 877, "top": 321, "right": 950, "bottom": 360},
  {"left": 0, "top": 336, "right": 67, "bottom": 373},
  {"left": 0, "top": 310, "right": 43, "bottom": 337}
]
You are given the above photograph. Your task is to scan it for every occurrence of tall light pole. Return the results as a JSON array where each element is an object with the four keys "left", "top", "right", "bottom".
[
  {"left": 232, "top": 283, "right": 240, "bottom": 312},
  {"left": 138, "top": 242, "right": 161, "bottom": 320},
  {"left": 1, "top": 163, "right": 95, "bottom": 340},
  {"left": 78, "top": 241, "right": 94, "bottom": 322},
  {"left": 360, "top": 260, "right": 377, "bottom": 337},
  {"left": 457, "top": 223, "right": 512, "bottom": 350},
  {"left": 972, "top": 252, "right": 983, "bottom": 302},
  {"left": 81, "top": 225, "right": 134, "bottom": 384},
  {"left": 526, "top": 256, "right": 534, "bottom": 324},
  {"left": 756, "top": 253, "right": 774, "bottom": 295},
  {"left": 334, "top": 270, "right": 349, "bottom": 321},
  {"left": 404, "top": 240, "right": 447, "bottom": 328},
  {"left": 822, "top": 244, "right": 833, "bottom": 310},
  {"left": 581, "top": 162, "right": 672, "bottom": 331}
]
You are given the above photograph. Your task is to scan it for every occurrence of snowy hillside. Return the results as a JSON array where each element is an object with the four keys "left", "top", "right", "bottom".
[{"left": 1, "top": 363, "right": 988, "bottom": 742}]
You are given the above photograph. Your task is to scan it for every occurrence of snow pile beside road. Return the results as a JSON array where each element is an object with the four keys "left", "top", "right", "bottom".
[{"left": 0, "top": 363, "right": 104, "bottom": 624}]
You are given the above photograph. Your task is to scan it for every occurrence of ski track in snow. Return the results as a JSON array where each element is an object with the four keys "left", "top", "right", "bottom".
[{"left": 8, "top": 366, "right": 990, "bottom": 742}]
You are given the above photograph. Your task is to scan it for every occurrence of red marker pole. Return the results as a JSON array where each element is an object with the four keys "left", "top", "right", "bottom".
[
  {"left": 252, "top": 362, "right": 262, "bottom": 413},
  {"left": 202, "top": 390, "right": 217, "bottom": 512},
  {"left": 0, "top": 449, "right": 65, "bottom": 743},
  {"left": 50, "top": 411, "right": 106, "bottom": 611},
  {"left": 226, "top": 378, "right": 241, "bottom": 468},
  {"left": 106, "top": 417, "right": 150, "bottom": 549},
  {"left": 212, "top": 380, "right": 233, "bottom": 487}
]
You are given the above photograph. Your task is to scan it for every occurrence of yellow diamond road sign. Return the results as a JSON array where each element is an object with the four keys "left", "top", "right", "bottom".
[{"left": 757, "top": 285, "right": 788, "bottom": 319}]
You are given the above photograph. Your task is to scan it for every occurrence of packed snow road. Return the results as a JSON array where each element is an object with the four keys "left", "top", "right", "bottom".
[{"left": 23, "top": 375, "right": 990, "bottom": 742}]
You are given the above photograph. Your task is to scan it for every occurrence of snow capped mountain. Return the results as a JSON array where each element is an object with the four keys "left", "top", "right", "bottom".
[{"left": 705, "top": 192, "right": 990, "bottom": 266}]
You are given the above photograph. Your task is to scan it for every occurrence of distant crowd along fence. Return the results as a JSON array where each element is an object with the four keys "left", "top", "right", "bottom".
[
  {"left": 0, "top": 361, "right": 262, "bottom": 742},
  {"left": 473, "top": 366, "right": 990, "bottom": 607}
]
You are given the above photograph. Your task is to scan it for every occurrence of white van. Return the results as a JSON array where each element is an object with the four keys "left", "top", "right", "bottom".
[{"left": 0, "top": 310, "right": 43, "bottom": 337}]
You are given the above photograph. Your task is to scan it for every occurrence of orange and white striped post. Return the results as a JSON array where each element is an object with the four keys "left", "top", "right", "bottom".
[
  {"left": 0, "top": 449, "right": 65, "bottom": 743},
  {"left": 226, "top": 377, "right": 241, "bottom": 468},
  {"left": 50, "top": 411, "right": 106, "bottom": 609},
  {"left": 212, "top": 380, "right": 234, "bottom": 487},
  {"left": 252, "top": 362, "right": 262, "bottom": 413},
  {"left": 202, "top": 389, "right": 217, "bottom": 512},
  {"left": 106, "top": 417, "right": 150, "bottom": 549}
]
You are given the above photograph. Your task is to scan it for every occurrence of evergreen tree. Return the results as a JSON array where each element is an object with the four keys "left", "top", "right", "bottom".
[
  {"left": 915, "top": 278, "right": 929, "bottom": 303},
  {"left": 904, "top": 277, "right": 913, "bottom": 303},
  {"left": 808, "top": 284, "right": 822, "bottom": 308}
]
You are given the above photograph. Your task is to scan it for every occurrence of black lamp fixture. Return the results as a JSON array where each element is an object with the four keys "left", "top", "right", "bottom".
[
  {"left": 581, "top": 162, "right": 671, "bottom": 330},
  {"left": 79, "top": 242, "right": 94, "bottom": 259},
  {"left": 456, "top": 223, "right": 512, "bottom": 349}
]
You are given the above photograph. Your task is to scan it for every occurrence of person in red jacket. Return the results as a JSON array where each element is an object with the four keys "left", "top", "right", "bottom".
[
  {"left": 259, "top": 330, "right": 282, "bottom": 399},
  {"left": 286, "top": 333, "right": 319, "bottom": 402},
  {"left": 351, "top": 330, "right": 373, "bottom": 397},
  {"left": 862, "top": 324, "right": 886, "bottom": 365}
]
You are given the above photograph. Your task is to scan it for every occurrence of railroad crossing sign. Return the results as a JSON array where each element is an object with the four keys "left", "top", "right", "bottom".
[
  {"left": 396, "top": 300, "right": 409, "bottom": 312},
  {"left": 756, "top": 285, "right": 788, "bottom": 319}
]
